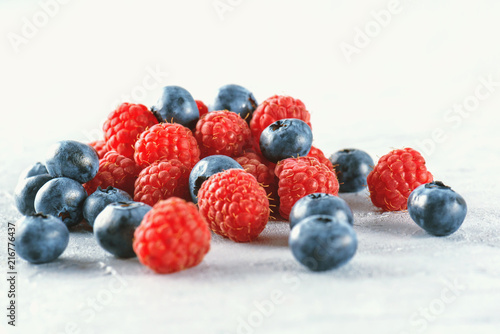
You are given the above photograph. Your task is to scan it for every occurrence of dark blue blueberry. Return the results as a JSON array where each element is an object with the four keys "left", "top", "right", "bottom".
[
  {"left": 83, "top": 186, "right": 132, "bottom": 227},
  {"left": 289, "top": 193, "right": 353, "bottom": 229},
  {"left": 407, "top": 181, "right": 467, "bottom": 236},
  {"left": 16, "top": 213, "right": 69, "bottom": 264},
  {"left": 94, "top": 201, "right": 152, "bottom": 258},
  {"left": 210, "top": 84, "right": 257, "bottom": 121},
  {"left": 18, "top": 162, "right": 48, "bottom": 180},
  {"left": 329, "top": 149, "right": 374, "bottom": 193},
  {"left": 189, "top": 155, "right": 243, "bottom": 204},
  {"left": 34, "top": 177, "right": 88, "bottom": 227},
  {"left": 151, "top": 85, "right": 199, "bottom": 129},
  {"left": 259, "top": 118, "right": 313, "bottom": 163},
  {"left": 289, "top": 215, "right": 357, "bottom": 271},
  {"left": 45, "top": 140, "right": 99, "bottom": 184},
  {"left": 14, "top": 174, "right": 53, "bottom": 216}
]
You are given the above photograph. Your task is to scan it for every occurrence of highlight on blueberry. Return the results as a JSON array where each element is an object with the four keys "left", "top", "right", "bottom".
[
  {"left": 329, "top": 148, "right": 373, "bottom": 193},
  {"left": 94, "top": 201, "right": 152, "bottom": 258},
  {"left": 14, "top": 174, "right": 53, "bottom": 216},
  {"left": 210, "top": 84, "right": 257, "bottom": 121},
  {"left": 289, "top": 215, "right": 357, "bottom": 272},
  {"left": 83, "top": 186, "right": 132, "bottom": 227},
  {"left": 189, "top": 155, "right": 243, "bottom": 204},
  {"left": 151, "top": 85, "right": 199, "bottom": 129},
  {"left": 407, "top": 181, "right": 467, "bottom": 236},
  {"left": 259, "top": 118, "right": 313, "bottom": 163},
  {"left": 34, "top": 177, "right": 88, "bottom": 227},
  {"left": 18, "top": 162, "right": 48, "bottom": 181},
  {"left": 45, "top": 140, "right": 99, "bottom": 184},
  {"left": 15, "top": 213, "right": 69, "bottom": 264},
  {"left": 289, "top": 193, "right": 353, "bottom": 229}
]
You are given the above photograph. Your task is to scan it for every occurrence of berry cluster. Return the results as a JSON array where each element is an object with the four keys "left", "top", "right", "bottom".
[{"left": 13, "top": 84, "right": 467, "bottom": 274}]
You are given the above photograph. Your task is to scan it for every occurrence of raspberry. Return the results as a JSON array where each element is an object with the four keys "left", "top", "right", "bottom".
[
  {"left": 133, "top": 197, "right": 211, "bottom": 274},
  {"left": 234, "top": 150, "right": 279, "bottom": 211},
  {"left": 307, "top": 146, "right": 334, "bottom": 171},
  {"left": 134, "top": 123, "right": 200, "bottom": 168},
  {"left": 367, "top": 147, "right": 433, "bottom": 211},
  {"left": 198, "top": 169, "right": 269, "bottom": 242},
  {"left": 195, "top": 110, "right": 251, "bottom": 158},
  {"left": 88, "top": 140, "right": 109, "bottom": 159},
  {"left": 103, "top": 103, "right": 158, "bottom": 159},
  {"left": 249, "top": 95, "right": 312, "bottom": 153},
  {"left": 275, "top": 157, "right": 339, "bottom": 220},
  {"left": 83, "top": 151, "right": 141, "bottom": 196},
  {"left": 134, "top": 159, "right": 191, "bottom": 206},
  {"left": 195, "top": 100, "right": 209, "bottom": 118}
]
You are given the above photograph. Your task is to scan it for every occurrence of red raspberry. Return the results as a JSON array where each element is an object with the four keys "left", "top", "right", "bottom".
[
  {"left": 367, "top": 147, "right": 433, "bottom": 211},
  {"left": 195, "top": 110, "right": 252, "bottom": 158},
  {"left": 88, "top": 140, "right": 109, "bottom": 159},
  {"left": 198, "top": 169, "right": 269, "bottom": 242},
  {"left": 103, "top": 103, "right": 158, "bottom": 159},
  {"left": 83, "top": 151, "right": 141, "bottom": 196},
  {"left": 307, "top": 146, "right": 334, "bottom": 171},
  {"left": 275, "top": 157, "right": 339, "bottom": 220},
  {"left": 195, "top": 100, "right": 209, "bottom": 118},
  {"left": 134, "top": 159, "right": 191, "bottom": 206},
  {"left": 234, "top": 150, "right": 279, "bottom": 211},
  {"left": 133, "top": 197, "right": 211, "bottom": 274},
  {"left": 134, "top": 123, "right": 200, "bottom": 168},
  {"left": 249, "top": 95, "right": 312, "bottom": 153}
]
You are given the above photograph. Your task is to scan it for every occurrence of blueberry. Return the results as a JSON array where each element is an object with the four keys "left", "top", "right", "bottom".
[
  {"left": 189, "top": 155, "right": 243, "bottom": 204},
  {"left": 407, "top": 181, "right": 467, "bottom": 236},
  {"left": 210, "top": 84, "right": 257, "bottom": 120},
  {"left": 259, "top": 118, "right": 313, "bottom": 163},
  {"left": 329, "top": 149, "right": 373, "bottom": 193},
  {"left": 289, "top": 193, "right": 353, "bottom": 229},
  {"left": 94, "top": 201, "right": 151, "bottom": 258},
  {"left": 289, "top": 215, "right": 358, "bottom": 271},
  {"left": 34, "top": 177, "right": 88, "bottom": 227},
  {"left": 45, "top": 140, "right": 99, "bottom": 184},
  {"left": 83, "top": 186, "right": 132, "bottom": 227},
  {"left": 151, "top": 85, "right": 199, "bottom": 129},
  {"left": 16, "top": 213, "right": 69, "bottom": 264},
  {"left": 18, "top": 162, "right": 48, "bottom": 180},
  {"left": 14, "top": 174, "right": 53, "bottom": 216}
]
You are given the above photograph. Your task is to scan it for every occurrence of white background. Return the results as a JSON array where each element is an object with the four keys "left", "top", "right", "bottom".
[{"left": 1, "top": 0, "right": 499, "bottom": 333}]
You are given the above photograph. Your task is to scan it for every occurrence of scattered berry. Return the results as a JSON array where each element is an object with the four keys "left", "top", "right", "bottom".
[
  {"left": 82, "top": 186, "right": 132, "bottom": 227},
  {"left": 16, "top": 213, "right": 69, "bottom": 264},
  {"left": 133, "top": 197, "right": 211, "bottom": 274},
  {"left": 259, "top": 118, "right": 313, "bottom": 163},
  {"left": 307, "top": 146, "right": 334, "bottom": 171},
  {"left": 189, "top": 155, "right": 243, "bottom": 204},
  {"left": 103, "top": 103, "right": 158, "bottom": 159},
  {"left": 134, "top": 159, "right": 191, "bottom": 206},
  {"left": 250, "top": 95, "right": 311, "bottom": 153},
  {"left": 289, "top": 193, "right": 353, "bottom": 229},
  {"left": 210, "top": 84, "right": 257, "bottom": 120},
  {"left": 195, "top": 110, "right": 252, "bottom": 158},
  {"left": 88, "top": 140, "right": 109, "bottom": 159},
  {"left": 367, "top": 147, "right": 433, "bottom": 211},
  {"left": 330, "top": 148, "right": 374, "bottom": 193},
  {"left": 275, "top": 157, "right": 339, "bottom": 220},
  {"left": 289, "top": 215, "right": 357, "bottom": 271},
  {"left": 83, "top": 151, "right": 141, "bottom": 197},
  {"left": 408, "top": 181, "right": 467, "bottom": 236},
  {"left": 134, "top": 122, "right": 200, "bottom": 169},
  {"left": 14, "top": 174, "right": 53, "bottom": 216},
  {"left": 151, "top": 86, "right": 199, "bottom": 129},
  {"left": 45, "top": 140, "right": 99, "bottom": 184},
  {"left": 195, "top": 100, "right": 209, "bottom": 118},
  {"left": 94, "top": 201, "right": 152, "bottom": 258},
  {"left": 198, "top": 169, "right": 269, "bottom": 242},
  {"left": 18, "top": 162, "right": 48, "bottom": 180}
]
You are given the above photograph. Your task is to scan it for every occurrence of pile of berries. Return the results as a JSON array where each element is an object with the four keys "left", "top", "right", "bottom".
[{"left": 13, "top": 84, "right": 467, "bottom": 273}]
